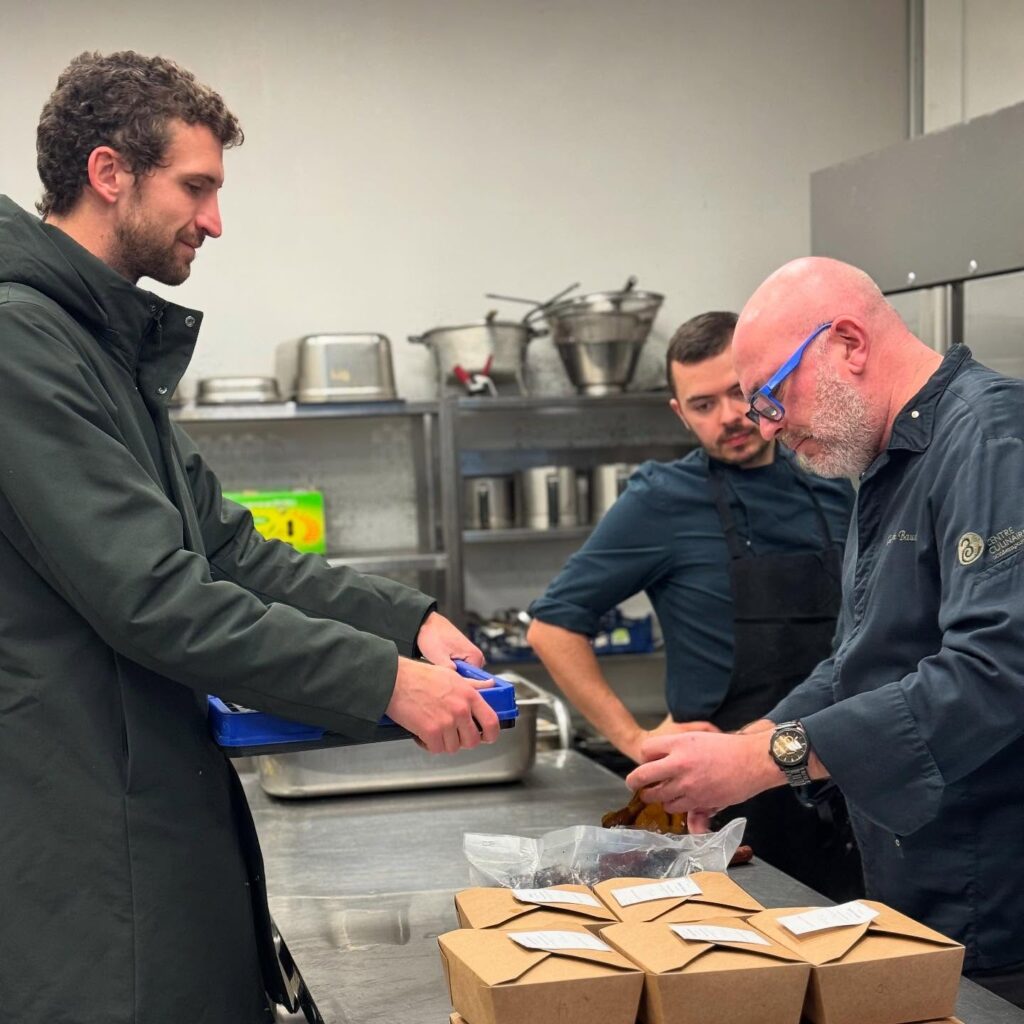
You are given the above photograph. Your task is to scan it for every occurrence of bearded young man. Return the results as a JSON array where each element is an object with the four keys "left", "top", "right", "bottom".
[
  {"left": 527, "top": 311, "right": 862, "bottom": 900},
  {"left": 627, "top": 257, "right": 1024, "bottom": 1008},
  {"left": 0, "top": 51, "right": 499, "bottom": 1023}
]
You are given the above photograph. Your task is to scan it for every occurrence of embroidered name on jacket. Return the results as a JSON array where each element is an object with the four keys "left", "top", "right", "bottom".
[{"left": 886, "top": 530, "right": 918, "bottom": 545}]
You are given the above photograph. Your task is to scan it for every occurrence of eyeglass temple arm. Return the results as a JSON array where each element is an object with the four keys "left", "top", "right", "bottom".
[{"left": 761, "top": 321, "right": 833, "bottom": 392}]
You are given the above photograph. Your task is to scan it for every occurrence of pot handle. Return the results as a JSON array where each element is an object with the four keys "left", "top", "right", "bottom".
[{"left": 407, "top": 334, "right": 425, "bottom": 345}]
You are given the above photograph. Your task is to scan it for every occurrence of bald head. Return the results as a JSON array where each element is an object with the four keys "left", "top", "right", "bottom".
[
  {"left": 731, "top": 257, "right": 939, "bottom": 478},
  {"left": 734, "top": 257, "right": 890, "bottom": 371}
]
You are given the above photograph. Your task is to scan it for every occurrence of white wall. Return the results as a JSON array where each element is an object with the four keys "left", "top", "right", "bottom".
[
  {"left": 924, "top": 0, "right": 1024, "bottom": 131},
  {"left": 1, "top": 0, "right": 908, "bottom": 400}
]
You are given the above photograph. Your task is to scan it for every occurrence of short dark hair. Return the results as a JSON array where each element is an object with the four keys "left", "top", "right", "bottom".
[
  {"left": 665, "top": 311, "right": 738, "bottom": 393},
  {"left": 36, "top": 50, "right": 244, "bottom": 218}
]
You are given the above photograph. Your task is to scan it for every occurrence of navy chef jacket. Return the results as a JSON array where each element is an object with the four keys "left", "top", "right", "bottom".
[
  {"left": 770, "top": 344, "right": 1024, "bottom": 972},
  {"left": 528, "top": 445, "right": 854, "bottom": 720}
]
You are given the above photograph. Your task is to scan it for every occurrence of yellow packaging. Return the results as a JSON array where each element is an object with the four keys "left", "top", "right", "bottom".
[{"left": 223, "top": 489, "right": 327, "bottom": 554}]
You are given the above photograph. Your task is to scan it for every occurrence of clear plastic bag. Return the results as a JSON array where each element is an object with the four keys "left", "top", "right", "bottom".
[{"left": 464, "top": 818, "right": 745, "bottom": 888}]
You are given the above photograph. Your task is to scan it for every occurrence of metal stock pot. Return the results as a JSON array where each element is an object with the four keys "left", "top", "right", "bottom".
[{"left": 408, "top": 312, "right": 543, "bottom": 396}]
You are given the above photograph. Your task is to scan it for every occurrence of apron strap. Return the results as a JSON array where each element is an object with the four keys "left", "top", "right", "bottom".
[
  {"left": 708, "top": 460, "right": 749, "bottom": 560},
  {"left": 782, "top": 456, "right": 835, "bottom": 547},
  {"left": 708, "top": 455, "right": 835, "bottom": 559}
]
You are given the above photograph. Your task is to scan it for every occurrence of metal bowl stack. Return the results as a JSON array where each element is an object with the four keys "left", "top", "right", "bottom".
[{"left": 544, "top": 277, "right": 663, "bottom": 395}]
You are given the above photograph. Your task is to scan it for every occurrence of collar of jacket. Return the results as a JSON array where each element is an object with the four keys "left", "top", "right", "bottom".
[
  {"left": 0, "top": 195, "right": 202, "bottom": 405},
  {"left": 885, "top": 343, "right": 972, "bottom": 455}
]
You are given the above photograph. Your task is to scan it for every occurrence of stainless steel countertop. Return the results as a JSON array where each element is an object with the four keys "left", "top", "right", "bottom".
[{"left": 242, "top": 750, "right": 1024, "bottom": 1024}]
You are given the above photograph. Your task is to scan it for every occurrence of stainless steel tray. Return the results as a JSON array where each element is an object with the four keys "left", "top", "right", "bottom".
[{"left": 256, "top": 675, "right": 571, "bottom": 798}]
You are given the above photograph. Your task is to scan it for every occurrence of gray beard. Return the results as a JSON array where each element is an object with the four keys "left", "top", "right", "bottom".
[{"left": 783, "top": 362, "right": 881, "bottom": 478}]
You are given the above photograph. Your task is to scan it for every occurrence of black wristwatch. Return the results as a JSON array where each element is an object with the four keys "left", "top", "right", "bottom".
[{"left": 770, "top": 720, "right": 812, "bottom": 787}]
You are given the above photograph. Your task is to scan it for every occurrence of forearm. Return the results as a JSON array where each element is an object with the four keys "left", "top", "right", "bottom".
[
  {"left": 209, "top": 529, "right": 433, "bottom": 656},
  {"left": 527, "top": 620, "right": 643, "bottom": 756},
  {"left": 176, "top": 428, "right": 432, "bottom": 654}
]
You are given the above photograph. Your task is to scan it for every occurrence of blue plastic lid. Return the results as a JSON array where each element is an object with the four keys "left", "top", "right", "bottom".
[{"left": 209, "top": 660, "right": 518, "bottom": 750}]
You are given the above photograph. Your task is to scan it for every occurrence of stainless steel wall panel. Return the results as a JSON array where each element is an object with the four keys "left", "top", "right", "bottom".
[{"left": 811, "top": 101, "right": 1024, "bottom": 292}]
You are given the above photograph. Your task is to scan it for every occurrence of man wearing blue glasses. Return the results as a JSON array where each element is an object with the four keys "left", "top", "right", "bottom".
[
  {"left": 627, "top": 256, "right": 1024, "bottom": 1008},
  {"left": 528, "top": 310, "right": 861, "bottom": 900}
]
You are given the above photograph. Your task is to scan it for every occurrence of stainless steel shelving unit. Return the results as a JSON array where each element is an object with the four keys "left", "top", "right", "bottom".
[
  {"left": 172, "top": 400, "right": 448, "bottom": 593},
  {"left": 172, "top": 392, "right": 695, "bottom": 628},
  {"left": 439, "top": 391, "right": 695, "bottom": 627},
  {"left": 462, "top": 525, "right": 592, "bottom": 545}
]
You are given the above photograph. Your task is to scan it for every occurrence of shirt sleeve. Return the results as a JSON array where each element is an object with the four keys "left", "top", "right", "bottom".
[
  {"left": 173, "top": 424, "right": 434, "bottom": 659},
  {"left": 767, "top": 655, "right": 839, "bottom": 723},
  {"left": 0, "top": 301, "right": 406, "bottom": 737},
  {"left": 801, "top": 433, "right": 1024, "bottom": 835},
  {"left": 528, "top": 485, "right": 674, "bottom": 635}
]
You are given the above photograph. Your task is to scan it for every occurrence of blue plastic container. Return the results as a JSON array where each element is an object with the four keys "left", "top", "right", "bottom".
[{"left": 208, "top": 659, "right": 518, "bottom": 756}]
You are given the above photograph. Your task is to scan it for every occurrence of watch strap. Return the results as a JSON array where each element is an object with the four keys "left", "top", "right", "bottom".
[{"left": 782, "top": 762, "right": 811, "bottom": 787}]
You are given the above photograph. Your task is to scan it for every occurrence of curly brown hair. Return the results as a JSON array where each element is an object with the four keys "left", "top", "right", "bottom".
[{"left": 36, "top": 50, "right": 244, "bottom": 217}]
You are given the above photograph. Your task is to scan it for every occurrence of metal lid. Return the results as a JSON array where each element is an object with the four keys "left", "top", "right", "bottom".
[{"left": 196, "top": 376, "right": 281, "bottom": 404}]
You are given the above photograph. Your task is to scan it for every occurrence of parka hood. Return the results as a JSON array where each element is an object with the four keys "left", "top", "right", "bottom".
[{"left": 0, "top": 194, "right": 203, "bottom": 392}]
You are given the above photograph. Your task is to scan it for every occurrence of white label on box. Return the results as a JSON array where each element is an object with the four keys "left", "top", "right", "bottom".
[
  {"left": 611, "top": 877, "right": 703, "bottom": 908},
  {"left": 507, "top": 930, "right": 612, "bottom": 952},
  {"left": 512, "top": 888, "right": 602, "bottom": 908},
  {"left": 777, "top": 901, "right": 879, "bottom": 936},
  {"left": 671, "top": 924, "right": 770, "bottom": 946}
]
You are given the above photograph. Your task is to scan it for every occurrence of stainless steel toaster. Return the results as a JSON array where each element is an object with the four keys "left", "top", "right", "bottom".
[{"left": 276, "top": 334, "right": 398, "bottom": 403}]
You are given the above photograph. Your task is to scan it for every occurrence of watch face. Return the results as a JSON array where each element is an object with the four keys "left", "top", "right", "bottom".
[{"left": 771, "top": 727, "right": 808, "bottom": 766}]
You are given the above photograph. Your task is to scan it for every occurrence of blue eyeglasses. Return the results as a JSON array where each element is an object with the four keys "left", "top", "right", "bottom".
[{"left": 745, "top": 321, "right": 833, "bottom": 426}]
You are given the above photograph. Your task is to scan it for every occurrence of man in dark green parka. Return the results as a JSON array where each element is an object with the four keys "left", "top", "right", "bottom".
[{"left": 0, "top": 51, "right": 499, "bottom": 1023}]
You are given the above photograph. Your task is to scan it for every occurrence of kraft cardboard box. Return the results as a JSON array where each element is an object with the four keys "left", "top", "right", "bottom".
[
  {"left": 438, "top": 927, "right": 644, "bottom": 1024},
  {"left": 748, "top": 901, "right": 965, "bottom": 1024},
  {"left": 454, "top": 884, "right": 618, "bottom": 934},
  {"left": 601, "top": 917, "right": 810, "bottom": 1024},
  {"left": 593, "top": 871, "right": 764, "bottom": 925}
]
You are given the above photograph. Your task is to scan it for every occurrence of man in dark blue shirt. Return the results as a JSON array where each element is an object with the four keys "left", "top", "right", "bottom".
[
  {"left": 528, "top": 312, "right": 859, "bottom": 898},
  {"left": 627, "top": 257, "right": 1024, "bottom": 1007}
]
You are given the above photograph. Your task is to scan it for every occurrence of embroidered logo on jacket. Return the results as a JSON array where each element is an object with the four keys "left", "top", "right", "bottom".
[
  {"left": 957, "top": 532, "right": 985, "bottom": 566},
  {"left": 987, "top": 526, "right": 1024, "bottom": 562}
]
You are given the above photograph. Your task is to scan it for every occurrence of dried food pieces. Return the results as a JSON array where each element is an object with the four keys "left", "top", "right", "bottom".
[
  {"left": 601, "top": 791, "right": 754, "bottom": 866},
  {"left": 601, "top": 791, "right": 687, "bottom": 835}
]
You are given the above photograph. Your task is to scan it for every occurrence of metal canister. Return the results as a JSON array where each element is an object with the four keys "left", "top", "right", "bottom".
[
  {"left": 591, "top": 463, "right": 636, "bottom": 522},
  {"left": 521, "top": 466, "right": 579, "bottom": 530},
  {"left": 463, "top": 476, "right": 516, "bottom": 530}
]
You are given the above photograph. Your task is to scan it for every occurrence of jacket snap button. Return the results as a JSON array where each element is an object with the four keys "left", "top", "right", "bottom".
[
  {"left": 184, "top": 315, "right": 196, "bottom": 328},
  {"left": 894, "top": 838, "right": 902, "bottom": 847},
  {"left": 157, "top": 386, "right": 169, "bottom": 396},
  {"left": 910, "top": 410, "right": 920, "bottom": 419}
]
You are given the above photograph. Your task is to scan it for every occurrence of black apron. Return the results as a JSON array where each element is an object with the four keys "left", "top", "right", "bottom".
[{"left": 706, "top": 458, "right": 863, "bottom": 902}]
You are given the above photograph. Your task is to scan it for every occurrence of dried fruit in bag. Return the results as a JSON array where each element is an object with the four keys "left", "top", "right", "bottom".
[{"left": 601, "top": 791, "right": 688, "bottom": 835}]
